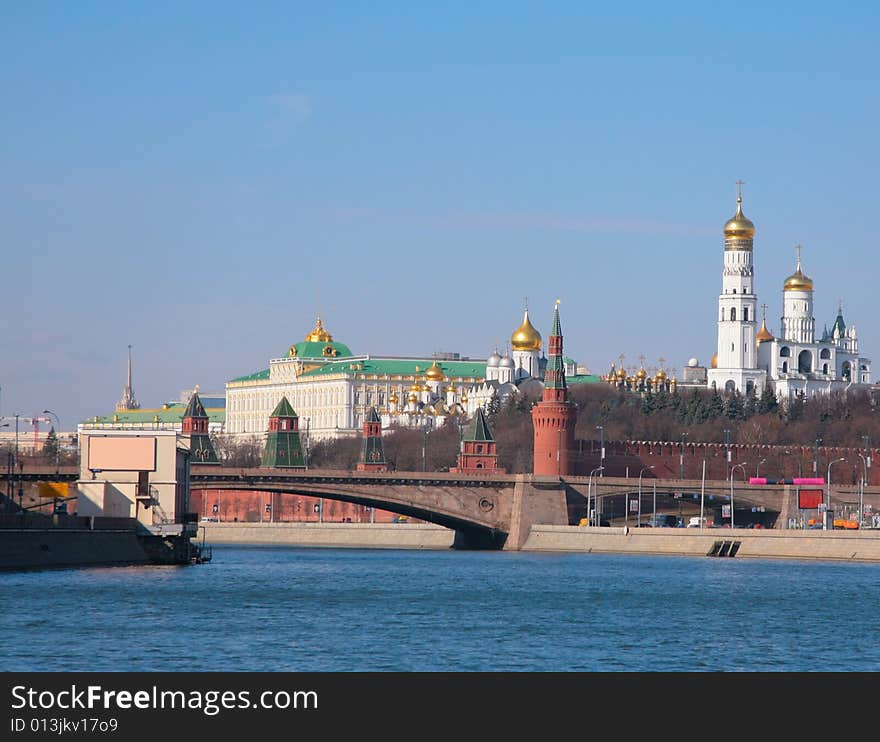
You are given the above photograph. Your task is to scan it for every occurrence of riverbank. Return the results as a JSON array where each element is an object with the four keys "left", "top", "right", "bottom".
[
  {"left": 523, "top": 525, "right": 880, "bottom": 562},
  {"left": 198, "top": 522, "right": 456, "bottom": 549},
  {"left": 199, "top": 522, "right": 880, "bottom": 562}
]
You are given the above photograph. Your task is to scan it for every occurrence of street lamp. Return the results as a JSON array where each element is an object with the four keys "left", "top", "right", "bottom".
[
  {"left": 825, "top": 457, "right": 846, "bottom": 530},
  {"left": 304, "top": 417, "right": 311, "bottom": 469},
  {"left": 857, "top": 453, "right": 867, "bottom": 527},
  {"left": 596, "top": 425, "right": 605, "bottom": 477},
  {"left": 679, "top": 432, "right": 688, "bottom": 479},
  {"left": 588, "top": 466, "right": 604, "bottom": 526},
  {"left": 723, "top": 429, "right": 731, "bottom": 480},
  {"left": 755, "top": 458, "right": 767, "bottom": 478},
  {"left": 42, "top": 409, "right": 60, "bottom": 474},
  {"left": 730, "top": 462, "right": 748, "bottom": 529},
  {"left": 638, "top": 465, "right": 654, "bottom": 527}
]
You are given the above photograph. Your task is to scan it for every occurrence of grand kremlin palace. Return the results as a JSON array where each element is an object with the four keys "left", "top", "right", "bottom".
[{"left": 225, "top": 313, "right": 599, "bottom": 442}]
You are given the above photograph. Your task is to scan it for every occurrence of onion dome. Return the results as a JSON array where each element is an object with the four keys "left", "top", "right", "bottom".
[
  {"left": 425, "top": 360, "right": 445, "bottom": 381},
  {"left": 616, "top": 366, "right": 627, "bottom": 379},
  {"left": 305, "top": 315, "right": 333, "bottom": 342},
  {"left": 487, "top": 350, "right": 501, "bottom": 367},
  {"left": 407, "top": 390, "right": 419, "bottom": 402},
  {"left": 784, "top": 250, "right": 813, "bottom": 292},
  {"left": 409, "top": 379, "right": 423, "bottom": 392},
  {"left": 756, "top": 318, "right": 775, "bottom": 345},
  {"left": 654, "top": 368, "right": 668, "bottom": 382},
  {"left": 636, "top": 366, "right": 648, "bottom": 380},
  {"left": 511, "top": 308, "right": 542, "bottom": 351},
  {"left": 723, "top": 192, "right": 756, "bottom": 241},
  {"left": 389, "top": 392, "right": 399, "bottom": 404},
  {"left": 711, "top": 352, "right": 718, "bottom": 369},
  {"left": 500, "top": 354, "right": 514, "bottom": 368}
]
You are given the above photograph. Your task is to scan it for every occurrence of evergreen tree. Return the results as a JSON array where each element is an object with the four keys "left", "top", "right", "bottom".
[
  {"left": 640, "top": 388, "right": 655, "bottom": 415},
  {"left": 757, "top": 385, "right": 778, "bottom": 415},
  {"left": 724, "top": 391, "right": 745, "bottom": 420},
  {"left": 706, "top": 389, "right": 725, "bottom": 419},
  {"left": 42, "top": 427, "right": 59, "bottom": 461},
  {"left": 744, "top": 389, "right": 758, "bottom": 418}
]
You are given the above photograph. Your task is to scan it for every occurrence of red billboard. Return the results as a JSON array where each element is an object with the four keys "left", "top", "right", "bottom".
[{"left": 798, "top": 489, "right": 823, "bottom": 509}]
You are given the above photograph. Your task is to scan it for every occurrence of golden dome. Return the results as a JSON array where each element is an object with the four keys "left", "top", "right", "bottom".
[
  {"left": 409, "top": 379, "right": 424, "bottom": 392},
  {"left": 407, "top": 391, "right": 418, "bottom": 402},
  {"left": 723, "top": 194, "right": 756, "bottom": 241},
  {"left": 511, "top": 308, "right": 542, "bottom": 351},
  {"left": 711, "top": 352, "right": 718, "bottom": 369},
  {"left": 783, "top": 264, "right": 813, "bottom": 292},
  {"left": 425, "top": 360, "right": 445, "bottom": 381},
  {"left": 305, "top": 315, "right": 333, "bottom": 343},
  {"left": 389, "top": 392, "right": 399, "bottom": 403},
  {"left": 756, "top": 319, "right": 775, "bottom": 345},
  {"left": 636, "top": 366, "right": 648, "bottom": 380},
  {"left": 616, "top": 366, "right": 627, "bottom": 379},
  {"left": 654, "top": 368, "right": 668, "bottom": 381}
]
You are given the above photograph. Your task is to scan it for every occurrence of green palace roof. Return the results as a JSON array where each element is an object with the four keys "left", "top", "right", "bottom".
[
  {"left": 83, "top": 403, "right": 226, "bottom": 425},
  {"left": 566, "top": 374, "right": 603, "bottom": 385},
  {"left": 299, "top": 358, "right": 487, "bottom": 379},
  {"left": 230, "top": 368, "right": 270, "bottom": 383}
]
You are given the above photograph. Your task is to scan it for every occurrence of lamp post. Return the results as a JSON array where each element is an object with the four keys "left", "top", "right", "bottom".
[
  {"left": 596, "top": 425, "right": 605, "bottom": 477},
  {"left": 862, "top": 435, "right": 871, "bottom": 485},
  {"left": 588, "top": 466, "right": 604, "bottom": 526},
  {"left": 42, "top": 409, "right": 60, "bottom": 474},
  {"left": 14, "top": 414, "right": 21, "bottom": 512},
  {"left": 825, "top": 457, "right": 846, "bottom": 530},
  {"left": 679, "top": 432, "right": 688, "bottom": 480},
  {"left": 814, "top": 437, "right": 822, "bottom": 476},
  {"left": 756, "top": 458, "right": 766, "bottom": 478},
  {"left": 638, "top": 466, "right": 654, "bottom": 527},
  {"left": 304, "top": 417, "right": 310, "bottom": 469},
  {"left": 723, "top": 429, "right": 731, "bottom": 480},
  {"left": 730, "top": 462, "right": 748, "bottom": 529},
  {"left": 857, "top": 453, "right": 867, "bottom": 527}
]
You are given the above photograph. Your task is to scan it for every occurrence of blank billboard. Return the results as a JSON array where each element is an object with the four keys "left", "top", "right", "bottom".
[
  {"left": 798, "top": 489, "right": 823, "bottom": 509},
  {"left": 87, "top": 436, "right": 157, "bottom": 472}
]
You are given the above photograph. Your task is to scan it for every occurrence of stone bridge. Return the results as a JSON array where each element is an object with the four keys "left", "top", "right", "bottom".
[{"left": 11, "top": 464, "right": 879, "bottom": 549}]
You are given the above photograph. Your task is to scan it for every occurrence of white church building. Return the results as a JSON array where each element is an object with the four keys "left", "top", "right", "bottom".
[{"left": 707, "top": 185, "right": 871, "bottom": 401}]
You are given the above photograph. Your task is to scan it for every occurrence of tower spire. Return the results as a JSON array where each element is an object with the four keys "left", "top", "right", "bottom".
[{"left": 115, "top": 344, "right": 140, "bottom": 411}]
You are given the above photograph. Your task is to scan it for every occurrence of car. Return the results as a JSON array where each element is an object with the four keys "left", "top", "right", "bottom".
[
  {"left": 644, "top": 514, "right": 678, "bottom": 528},
  {"left": 200, "top": 517, "right": 219, "bottom": 522}
]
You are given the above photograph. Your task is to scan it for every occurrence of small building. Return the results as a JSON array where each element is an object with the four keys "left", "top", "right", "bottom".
[
  {"left": 451, "top": 407, "right": 505, "bottom": 474},
  {"left": 261, "top": 396, "right": 306, "bottom": 468},
  {"left": 356, "top": 407, "right": 388, "bottom": 472}
]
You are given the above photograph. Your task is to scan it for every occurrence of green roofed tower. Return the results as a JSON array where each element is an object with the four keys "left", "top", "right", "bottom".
[
  {"left": 451, "top": 406, "right": 505, "bottom": 474},
  {"left": 182, "top": 390, "right": 219, "bottom": 463},
  {"left": 262, "top": 396, "right": 306, "bottom": 468},
  {"left": 356, "top": 407, "right": 388, "bottom": 472}
]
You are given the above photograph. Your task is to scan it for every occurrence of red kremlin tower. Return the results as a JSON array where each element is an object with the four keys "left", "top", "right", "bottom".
[{"left": 531, "top": 301, "right": 576, "bottom": 476}]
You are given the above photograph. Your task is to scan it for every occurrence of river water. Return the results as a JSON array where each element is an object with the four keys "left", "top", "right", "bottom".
[{"left": 3, "top": 545, "right": 879, "bottom": 672}]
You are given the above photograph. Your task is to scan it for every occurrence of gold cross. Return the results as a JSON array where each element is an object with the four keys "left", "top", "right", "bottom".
[{"left": 736, "top": 179, "right": 746, "bottom": 199}]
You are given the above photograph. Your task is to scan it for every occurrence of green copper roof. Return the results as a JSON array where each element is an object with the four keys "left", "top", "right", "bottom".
[
  {"left": 463, "top": 407, "right": 494, "bottom": 442},
  {"left": 566, "top": 374, "right": 603, "bottom": 385},
  {"left": 299, "top": 358, "right": 487, "bottom": 379},
  {"left": 183, "top": 392, "right": 207, "bottom": 419},
  {"left": 832, "top": 310, "right": 846, "bottom": 338},
  {"left": 230, "top": 368, "right": 270, "bottom": 383},
  {"left": 550, "top": 304, "right": 563, "bottom": 337},
  {"left": 84, "top": 404, "right": 225, "bottom": 425},
  {"left": 270, "top": 396, "right": 298, "bottom": 418},
  {"left": 289, "top": 340, "right": 354, "bottom": 359}
]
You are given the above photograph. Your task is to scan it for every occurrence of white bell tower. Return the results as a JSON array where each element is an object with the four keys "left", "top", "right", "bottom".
[{"left": 707, "top": 182, "right": 766, "bottom": 395}]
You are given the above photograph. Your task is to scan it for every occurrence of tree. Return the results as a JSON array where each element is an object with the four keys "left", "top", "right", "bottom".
[
  {"left": 757, "top": 385, "right": 778, "bottom": 415},
  {"left": 42, "top": 427, "right": 59, "bottom": 462}
]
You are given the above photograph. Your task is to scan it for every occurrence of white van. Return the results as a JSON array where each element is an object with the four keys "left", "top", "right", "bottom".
[{"left": 687, "top": 516, "right": 708, "bottom": 528}]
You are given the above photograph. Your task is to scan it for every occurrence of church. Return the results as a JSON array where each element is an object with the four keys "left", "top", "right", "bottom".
[{"left": 706, "top": 184, "right": 871, "bottom": 400}]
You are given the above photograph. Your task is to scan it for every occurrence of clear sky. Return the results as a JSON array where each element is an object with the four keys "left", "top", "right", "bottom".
[{"left": 2, "top": 2, "right": 878, "bottom": 430}]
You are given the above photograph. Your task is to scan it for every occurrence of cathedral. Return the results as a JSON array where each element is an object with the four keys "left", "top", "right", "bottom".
[{"left": 706, "top": 184, "right": 871, "bottom": 400}]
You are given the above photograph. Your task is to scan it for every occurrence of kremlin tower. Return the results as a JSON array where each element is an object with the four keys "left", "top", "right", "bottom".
[{"left": 531, "top": 301, "right": 576, "bottom": 476}]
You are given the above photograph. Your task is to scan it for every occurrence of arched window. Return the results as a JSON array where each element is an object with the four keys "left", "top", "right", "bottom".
[
  {"left": 721, "top": 308, "right": 725, "bottom": 321},
  {"left": 780, "top": 346, "right": 791, "bottom": 358},
  {"left": 842, "top": 362, "right": 852, "bottom": 381},
  {"left": 743, "top": 307, "right": 749, "bottom": 321},
  {"left": 730, "top": 308, "right": 737, "bottom": 321},
  {"left": 820, "top": 348, "right": 831, "bottom": 359},
  {"left": 725, "top": 380, "right": 736, "bottom": 393},
  {"left": 746, "top": 380, "right": 754, "bottom": 395},
  {"left": 822, "top": 363, "right": 829, "bottom": 374},
  {"left": 798, "top": 350, "right": 812, "bottom": 373},
  {"left": 782, "top": 361, "right": 788, "bottom": 373}
]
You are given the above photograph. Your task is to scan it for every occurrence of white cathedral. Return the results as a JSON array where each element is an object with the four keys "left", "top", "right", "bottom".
[{"left": 706, "top": 185, "right": 871, "bottom": 401}]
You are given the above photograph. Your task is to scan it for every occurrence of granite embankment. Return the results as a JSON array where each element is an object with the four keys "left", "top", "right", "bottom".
[{"left": 199, "top": 522, "right": 880, "bottom": 561}]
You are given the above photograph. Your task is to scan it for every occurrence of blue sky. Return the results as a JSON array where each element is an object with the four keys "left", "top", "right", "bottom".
[{"left": 2, "top": 2, "right": 879, "bottom": 429}]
